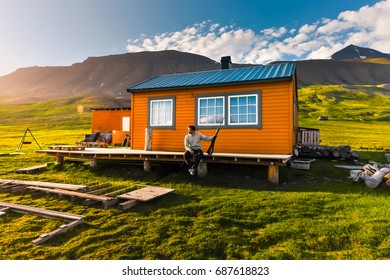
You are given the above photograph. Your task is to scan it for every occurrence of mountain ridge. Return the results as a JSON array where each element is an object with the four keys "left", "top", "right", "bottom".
[
  {"left": 331, "top": 44, "right": 390, "bottom": 60},
  {"left": 0, "top": 47, "right": 389, "bottom": 106}
]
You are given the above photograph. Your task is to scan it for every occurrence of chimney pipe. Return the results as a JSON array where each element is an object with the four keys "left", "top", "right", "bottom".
[{"left": 221, "top": 56, "right": 231, "bottom": 69}]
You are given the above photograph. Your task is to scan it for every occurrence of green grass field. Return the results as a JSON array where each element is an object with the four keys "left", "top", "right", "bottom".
[{"left": 0, "top": 85, "right": 389, "bottom": 260}]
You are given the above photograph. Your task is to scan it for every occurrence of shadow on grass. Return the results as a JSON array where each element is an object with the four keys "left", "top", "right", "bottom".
[{"left": 46, "top": 154, "right": 390, "bottom": 197}]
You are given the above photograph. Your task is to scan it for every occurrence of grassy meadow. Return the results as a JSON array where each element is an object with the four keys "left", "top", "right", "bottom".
[{"left": 0, "top": 85, "right": 389, "bottom": 260}]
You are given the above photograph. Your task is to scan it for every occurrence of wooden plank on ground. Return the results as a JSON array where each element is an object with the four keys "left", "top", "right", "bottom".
[
  {"left": 0, "top": 201, "right": 84, "bottom": 245},
  {"left": 0, "top": 179, "right": 87, "bottom": 191},
  {"left": 118, "top": 199, "right": 139, "bottom": 211},
  {"left": 117, "top": 186, "right": 175, "bottom": 202},
  {"left": 15, "top": 163, "right": 53, "bottom": 173},
  {"left": 0, "top": 201, "right": 84, "bottom": 221},
  {"left": 32, "top": 219, "right": 84, "bottom": 245},
  {"left": 25, "top": 186, "right": 113, "bottom": 202}
]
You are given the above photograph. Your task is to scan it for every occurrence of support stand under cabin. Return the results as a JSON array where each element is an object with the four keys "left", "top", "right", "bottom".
[{"left": 38, "top": 147, "right": 291, "bottom": 183}]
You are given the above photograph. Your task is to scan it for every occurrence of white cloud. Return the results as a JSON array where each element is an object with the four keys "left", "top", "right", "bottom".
[{"left": 126, "top": 0, "right": 390, "bottom": 64}]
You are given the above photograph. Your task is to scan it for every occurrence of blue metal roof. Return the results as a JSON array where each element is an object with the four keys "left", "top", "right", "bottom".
[{"left": 127, "top": 62, "right": 296, "bottom": 92}]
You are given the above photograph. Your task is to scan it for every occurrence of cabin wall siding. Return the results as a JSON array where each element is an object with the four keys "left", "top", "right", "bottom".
[
  {"left": 130, "top": 80, "right": 296, "bottom": 154},
  {"left": 92, "top": 110, "right": 131, "bottom": 132}
]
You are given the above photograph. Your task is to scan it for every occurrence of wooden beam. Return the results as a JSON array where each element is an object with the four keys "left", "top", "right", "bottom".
[
  {"left": 267, "top": 165, "right": 279, "bottom": 184},
  {"left": 0, "top": 201, "right": 84, "bottom": 245},
  {"left": 32, "top": 219, "right": 84, "bottom": 245},
  {"left": 0, "top": 179, "right": 87, "bottom": 191},
  {"left": 118, "top": 199, "right": 139, "bottom": 211},
  {"left": 0, "top": 201, "right": 84, "bottom": 221},
  {"left": 25, "top": 186, "right": 113, "bottom": 202}
]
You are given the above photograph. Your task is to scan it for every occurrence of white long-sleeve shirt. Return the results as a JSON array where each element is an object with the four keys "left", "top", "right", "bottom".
[{"left": 184, "top": 131, "right": 213, "bottom": 151}]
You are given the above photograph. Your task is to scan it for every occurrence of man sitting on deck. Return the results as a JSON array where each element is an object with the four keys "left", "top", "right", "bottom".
[{"left": 184, "top": 125, "right": 214, "bottom": 176}]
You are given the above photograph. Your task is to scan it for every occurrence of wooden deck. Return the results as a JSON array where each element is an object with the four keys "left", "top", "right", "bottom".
[
  {"left": 38, "top": 147, "right": 291, "bottom": 165},
  {"left": 37, "top": 147, "right": 292, "bottom": 183}
]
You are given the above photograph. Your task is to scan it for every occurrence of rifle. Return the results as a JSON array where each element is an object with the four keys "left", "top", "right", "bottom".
[{"left": 206, "top": 118, "right": 224, "bottom": 156}]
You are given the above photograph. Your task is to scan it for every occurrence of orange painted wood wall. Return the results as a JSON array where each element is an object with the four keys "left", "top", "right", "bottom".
[
  {"left": 91, "top": 109, "right": 131, "bottom": 132},
  {"left": 130, "top": 80, "right": 298, "bottom": 155}
]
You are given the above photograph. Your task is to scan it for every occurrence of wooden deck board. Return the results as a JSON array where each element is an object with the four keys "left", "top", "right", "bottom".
[
  {"left": 37, "top": 148, "right": 292, "bottom": 166},
  {"left": 48, "top": 145, "right": 85, "bottom": 151},
  {"left": 117, "top": 186, "right": 175, "bottom": 202}
]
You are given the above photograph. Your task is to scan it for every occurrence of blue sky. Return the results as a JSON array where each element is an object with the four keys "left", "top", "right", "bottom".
[{"left": 0, "top": 0, "right": 388, "bottom": 76}]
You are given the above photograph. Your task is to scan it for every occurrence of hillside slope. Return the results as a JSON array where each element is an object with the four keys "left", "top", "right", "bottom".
[
  {"left": 0, "top": 50, "right": 225, "bottom": 105},
  {"left": 0, "top": 49, "right": 390, "bottom": 106},
  {"left": 297, "top": 59, "right": 390, "bottom": 86}
]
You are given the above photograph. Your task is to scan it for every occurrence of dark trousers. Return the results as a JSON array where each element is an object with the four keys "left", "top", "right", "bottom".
[{"left": 184, "top": 149, "right": 204, "bottom": 169}]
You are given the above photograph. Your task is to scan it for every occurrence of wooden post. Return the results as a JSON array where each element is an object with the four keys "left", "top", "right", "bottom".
[
  {"left": 267, "top": 164, "right": 279, "bottom": 184},
  {"left": 56, "top": 156, "right": 64, "bottom": 165},
  {"left": 144, "top": 128, "right": 152, "bottom": 172},
  {"left": 144, "top": 128, "right": 152, "bottom": 151}
]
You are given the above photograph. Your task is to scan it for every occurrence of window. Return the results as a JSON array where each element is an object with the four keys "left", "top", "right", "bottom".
[
  {"left": 196, "top": 91, "right": 261, "bottom": 129},
  {"left": 229, "top": 94, "right": 258, "bottom": 125},
  {"left": 198, "top": 96, "right": 224, "bottom": 125},
  {"left": 122, "top": 117, "right": 130, "bottom": 132},
  {"left": 149, "top": 98, "right": 175, "bottom": 128}
]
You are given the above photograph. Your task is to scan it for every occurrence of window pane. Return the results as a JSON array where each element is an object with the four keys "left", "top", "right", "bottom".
[
  {"left": 239, "top": 115, "right": 247, "bottom": 123},
  {"left": 239, "top": 96, "right": 246, "bottom": 104},
  {"left": 248, "top": 96, "right": 256, "bottom": 104},
  {"left": 216, "top": 107, "right": 224, "bottom": 116},
  {"left": 198, "top": 97, "right": 224, "bottom": 125},
  {"left": 239, "top": 105, "right": 247, "bottom": 114},
  {"left": 248, "top": 105, "right": 256, "bottom": 114},
  {"left": 248, "top": 114, "right": 256, "bottom": 122},
  {"left": 230, "top": 115, "right": 238, "bottom": 123}
]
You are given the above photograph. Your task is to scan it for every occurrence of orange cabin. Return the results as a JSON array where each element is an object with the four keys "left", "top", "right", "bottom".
[
  {"left": 127, "top": 62, "right": 298, "bottom": 155},
  {"left": 91, "top": 108, "right": 131, "bottom": 145}
]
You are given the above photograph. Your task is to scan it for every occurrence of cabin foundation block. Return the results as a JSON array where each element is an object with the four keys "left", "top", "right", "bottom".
[
  {"left": 90, "top": 159, "right": 98, "bottom": 168},
  {"left": 267, "top": 165, "right": 279, "bottom": 184},
  {"left": 56, "top": 156, "right": 64, "bottom": 165},
  {"left": 197, "top": 162, "right": 208, "bottom": 178},
  {"left": 143, "top": 161, "right": 151, "bottom": 172}
]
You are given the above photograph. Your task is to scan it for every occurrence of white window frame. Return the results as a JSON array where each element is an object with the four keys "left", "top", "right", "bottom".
[
  {"left": 149, "top": 98, "right": 175, "bottom": 128},
  {"left": 228, "top": 94, "right": 258, "bottom": 126},
  {"left": 197, "top": 96, "right": 225, "bottom": 126}
]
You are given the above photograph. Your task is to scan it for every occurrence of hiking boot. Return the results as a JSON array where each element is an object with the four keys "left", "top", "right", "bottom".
[{"left": 188, "top": 168, "right": 195, "bottom": 176}]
